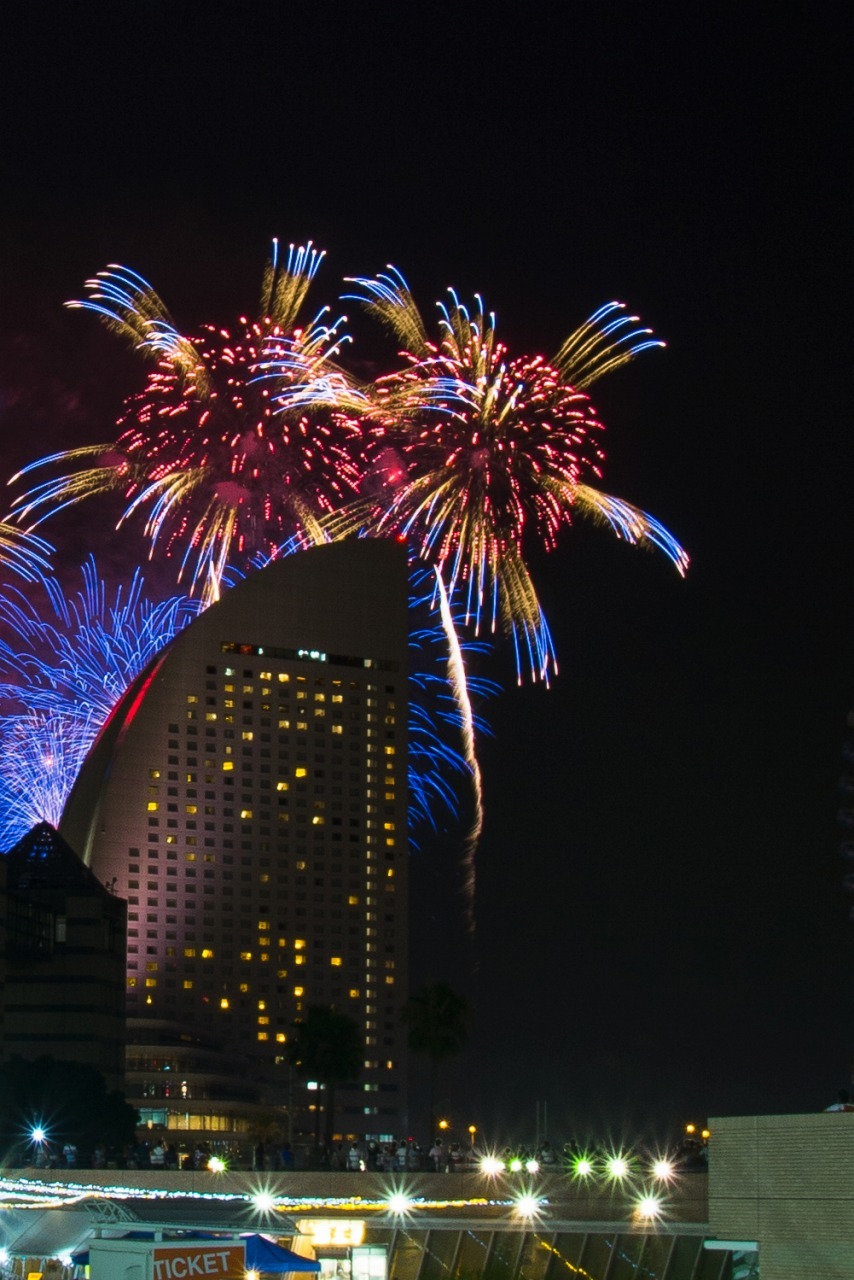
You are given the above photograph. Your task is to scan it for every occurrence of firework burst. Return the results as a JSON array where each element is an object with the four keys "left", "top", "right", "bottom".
[
  {"left": 339, "top": 268, "right": 688, "bottom": 681},
  {"left": 12, "top": 243, "right": 367, "bottom": 601},
  {"left": 0, "top": 559, "right": 201, "bottom": 846}
]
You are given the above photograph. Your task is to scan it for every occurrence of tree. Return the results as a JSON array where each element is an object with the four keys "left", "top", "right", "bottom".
[
  {"left": 402, "top": 982, "right": 473, "bottom": 1142},
  {"left": 0, "top": 1056, "right": 138, "bottom": 1164},
  {"left": 287, "top": 1005, "right": 362, "bottom": 1151}
]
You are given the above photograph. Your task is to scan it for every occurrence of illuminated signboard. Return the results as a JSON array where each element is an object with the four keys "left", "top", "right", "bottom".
[{"left": 297, "top": 1219, "right": 366, "bottom": 1247}]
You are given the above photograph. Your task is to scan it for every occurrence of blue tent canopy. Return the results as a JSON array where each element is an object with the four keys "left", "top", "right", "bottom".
[
  {"left": 72, "top": 1233, "right": 321, "bottom": 1272},
  {"left": 247, "top": 1235, "right": 321, "bottom": 1272}
]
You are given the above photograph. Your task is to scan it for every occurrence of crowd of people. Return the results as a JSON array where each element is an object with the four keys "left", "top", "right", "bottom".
[{"left": 22, "top": 1132, "right": 711, "bottom": 1174}]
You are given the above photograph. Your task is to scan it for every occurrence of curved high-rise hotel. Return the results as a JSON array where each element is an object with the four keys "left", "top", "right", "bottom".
[{"left": 60, "top": 539, "right": 409, "bottom": 1142}]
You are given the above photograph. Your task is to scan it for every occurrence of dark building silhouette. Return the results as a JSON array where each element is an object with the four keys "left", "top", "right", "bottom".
[{"left": 0, "top": 822, "right": 127, "bottom": 1091}]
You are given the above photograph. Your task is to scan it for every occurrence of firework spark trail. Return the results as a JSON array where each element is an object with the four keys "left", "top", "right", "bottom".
[
  {"left": 11, "top": 244, "right": 368, "bottom": 603},
  {"left": 0, "top": 523, "right": 53, "bottom": 582},
  {"left": 435, "top": 568, "right": 484, "bottom": 931}
]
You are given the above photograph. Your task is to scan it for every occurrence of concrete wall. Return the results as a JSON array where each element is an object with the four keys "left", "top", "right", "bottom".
[{"left": 709, "top": 1111, "right": 854, "bottom": 1279}]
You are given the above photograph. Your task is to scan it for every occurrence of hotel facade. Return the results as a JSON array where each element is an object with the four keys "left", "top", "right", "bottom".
[{"left": 60, "top": 540, "right": 410, "bottom": 1144}]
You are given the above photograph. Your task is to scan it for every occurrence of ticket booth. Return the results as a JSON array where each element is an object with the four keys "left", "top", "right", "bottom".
[{"left": 89, "top": 1237, "right": 246, "bottom": 1280}]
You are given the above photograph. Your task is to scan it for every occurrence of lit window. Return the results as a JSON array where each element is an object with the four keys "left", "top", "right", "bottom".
[
  {"left": 384, "top": 746, "right": 395, "bottom": 756},
  {"left": 147, "top": 802, "right": 159, "bottom": 812},
  {"left": 258, "top": 1016, "right": 270, "bottom": 1026},
  {"left": 277, "top": 673, "right": 289, "bottom": 684},
  {"left": 201, "top": 948, "right": 215, "bottom": 959},
  {"left": 295, "top": 767, "right": 308, "bottom": 778},
  {"left": 293, "top": 986, "right": 304, "bottom": 997},
  {"left": 349, "top": 988, "right": 359, "bottom": 998},
  {"left": 183, "top": 980, "right": 193, "bottom": 990},
  {"left": 184, "top": 947, "right": 197, "bottom": 958},
  {"left": 257, "top": 1032, "right": 269, "bottom": 1041},
  {"left": 294, "top": 954, "right": 305, "bottom": 965},
  {"left": 128, "top": 978, "right": 137, "bottom": 988},
  {"left": 240, "top": 809, "right": 253, "bottom": 820},
  {"left": 145, "top": 978, "right": 157, "bottom": 988},
  {"left": 149, "top": 769, "right": 161, "bottom": 779},
  {"left": 146, "top": 962, "right": 158, "bottom": 972},
  {"left": 331, "top": 957, "right": 342, "bottom": 967},
  {"left": 242, "top": 731, "right": 254, "bottom": 741},
  {"left": 348, "top": 895, "right": 360, "bottom": 906},
  {"left": 222, "top": 761, "right": 234, "bottom": 772},
  {"left": 205, "top": 712, "right": 217, "bottom": 722},
  {"left": 312, "top": 815, "right": 325, "bottom": 825},
  {"left": 276, "top": 781, "right": 289, "bottom": 792},
  {"left": 240, "top": 951, "right": 252, "bottom": 961},
  {"left": 276, "top": 1032, "right": 287, "bottom": 1043},
  {"left": 186, "top": 805, "right": 198, "bottom": 815},
  {"left": 220, "top": 997, "right": 229, "bottom": 1009}
]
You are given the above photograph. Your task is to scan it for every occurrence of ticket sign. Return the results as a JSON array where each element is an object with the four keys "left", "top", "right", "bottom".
[{"left": 152, "top": 1243, "right": 246, "bottom": 1279}]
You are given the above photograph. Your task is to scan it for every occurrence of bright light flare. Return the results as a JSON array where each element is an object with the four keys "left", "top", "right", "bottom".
[
  {"left": 387, "top": 1192, "right": 413, "bottom": 1214},
  {"left": 573, "top": 1156, "right": 594, "bottom": 1178},
  {"left": 651, "top": 1157, "right": 675, "bottom": 1181},
  {"left": 605, "top": 1153, "right": 632, "bottom": 1182},
  {"left": 480, "top": 1155, "right": 505, "bottom": 1175},
  {"left": 251, "top": 1190, "right": 277, "bottom": 1214},
  {"left": 30, "top": 1127, "right": 46, "bottom": 1143},
  {"left": 514, "top": 1193, "right": 542, "bottom": 1218},
  {"left": 208, "top": 1156, "right": 226, "bottom": 1173},
  {"left": 635, "top": 1192, "right": 663, "bottom": 1221}
]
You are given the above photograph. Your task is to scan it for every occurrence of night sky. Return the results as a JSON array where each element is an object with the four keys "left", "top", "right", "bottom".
[{"left": 1, "top": 6, "right": 851, "bottom": 1146}]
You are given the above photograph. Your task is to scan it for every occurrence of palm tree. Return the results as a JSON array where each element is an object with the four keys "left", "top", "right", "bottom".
[
  {"left": 402, "top": 982, "right": 473, "bottom": 1142},
  {"left": 288, "top": 1005, "right": 363, "bottom": 1153}
]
